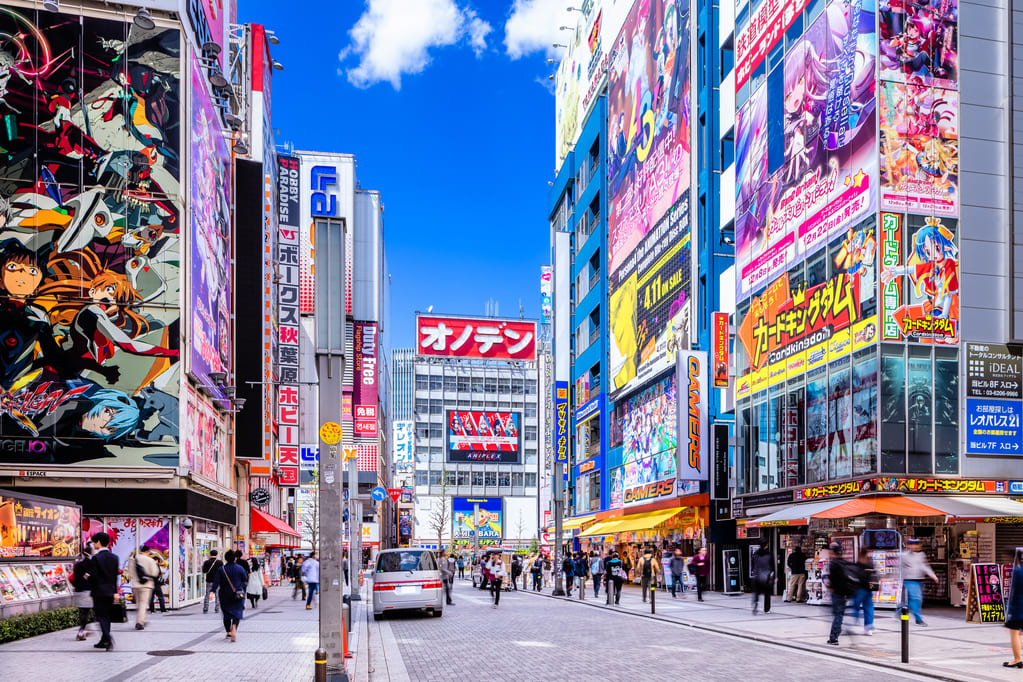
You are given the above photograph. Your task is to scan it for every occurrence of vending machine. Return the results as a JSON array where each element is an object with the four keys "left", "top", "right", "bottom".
[{"left": 861, "top": 529, "right": 902, "bottom": 608}]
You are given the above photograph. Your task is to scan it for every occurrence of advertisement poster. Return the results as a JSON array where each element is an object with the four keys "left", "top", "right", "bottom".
[
  {"left": 734, "top": 0, "right": 812, "bottom": 90},
  {"left": 677, "top": 350, "right": 709, "bottom": 481},
  {"left": 393, "top": 420, "right": 414, "bottom": 476},
  {"left": 609, "top": 197, "right": 692, "bottom": 398},
  {"left": 968, "top": 563, "right": 1005, "bottom": 623},
  {"left": 713, "top": 312, "right": 730, "bottom": 388},
  {"left": 184, "top": 385, "right": 227, "bottom": 484},
  {"left": 0, "top": 10, "right": 181, "bottom": 466},
  {"left": 621, "top": 373, "right": 678, "bottom": 506},
  {"left": 541, "top": 266, "right": 553, "bottom": 325},
  {"left": 353, "top": 322, "right": 379, "bottom": 436},
  {"left": 965, "top": 399, "right": 1022, "bottom": 456},
  {"left": 607, "top": 0, "right": 692, "bottom": 277},
  {"left": 0, "top": 493, "right": 81, "bottom": 558},
  {"left": 555, "top": 381, "right": 569, "bottom": 464},
  {"left": 735, "top": 0, "right": 878, "bottom": 301},
  {"left": 447, "top": 411, "right": 520, "bottom": 463},
  {"left": 452, "top": 497, "right": 502, "bottom": 546},
  {"left": 967, "top": 344, "right": 1022, "bottom": 400},
  {"left": 879, "top": 214, "right": 959, "bottom": 344}
]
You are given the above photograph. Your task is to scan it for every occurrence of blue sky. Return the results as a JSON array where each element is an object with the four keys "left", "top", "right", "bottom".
[{"left": 238, "top": 0, "right": 574, "bottom": 350}]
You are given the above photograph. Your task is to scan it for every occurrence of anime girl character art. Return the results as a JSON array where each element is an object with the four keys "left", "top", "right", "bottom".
[
  {"left": 880, "top": 217, "right": 959, "bottom": 332},
  {"left": 879, "top": 0, "right": 958, "bottom": 85},
  {"left": 782, "top": 39, "right": 831, "bottom": 188}
]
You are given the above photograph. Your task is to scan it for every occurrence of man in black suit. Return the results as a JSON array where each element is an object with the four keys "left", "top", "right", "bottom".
[{"left": 89, "top": 531, "right": 120, "bottom": 650}]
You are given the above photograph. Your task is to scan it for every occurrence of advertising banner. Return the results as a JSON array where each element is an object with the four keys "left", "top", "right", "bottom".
[
  {"left": 447, "top": 411, "right": 520, "bottom": 463},
  {"left": 300, "top": 444, "right": 319, "bottom": 471},
  {"left": 965, "top": 399, "right": 1022, "bottom": 456},
  {"left": 0, "top": 493, "right": 81, "bottom": 559},
  {"left": 713, "top": 312, "right": 730, "bottom": 388},
  {"left": 677, "top": 350, "right": 709, "bottom": 481},
  {"left": 452, "top": 497, "right": 502, "bottom": 545},
  {"left": 967, "top": 344, "right": 1023, "bottom": 399},
  {"left": 609, "top": 197, "right": 692, "bottom": 398},
  {"left": 393, "top": 420, "right": 414, "bottom": 476},
  {"left": 541, "top": 266, "right": 553, "bottom": 325},
  {"left": 353, "top": 322, "right": 379, "bottom": 436},
  {"left": 879, "top": 214, "right": 959, "bottom": 344},
  {"left": 0, "top": 12, "right": 181, "bottom": 466},
  {"left": 555, "top": 382, "right": 569, "bottom": 464},
  {"left": 734, "top": 0, "right": 812, "bottom": 90},
  {"left": 184, "top": 386, "right": 228, "bottom": 484},
  {"left": 607, "top": 0, "right": 692, "bottom": 278},
  {"left": 277, "top": 211, "right": 301, "bottom": 486},
  {"left": 417, "top": 315, "right": 536, "bottom": 361},
  {"left": 967, "top": 563, "right": 1005, "bottom": 623},
  {"left": 713, "top": 423, "right": 730, "bottom": 500},
  {"left": 621, "top": 373, "right": 678, "bottom": 507},
  {"left": 735, "top": 1, "right": 878, "bottom": 301}
]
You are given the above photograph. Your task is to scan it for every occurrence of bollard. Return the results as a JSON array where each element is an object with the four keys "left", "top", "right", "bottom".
[
  {"left": 901, "top": 606, "right": 909, "bottom": 663},
  {"left": 579, "top": 578, "right": 584, "bottom": 600},
  {"left": 315, "top": 648, "right": 327, "bottom": 682},
  {"left": 651, "top": 583, "right": 656, "bottom": 614}
]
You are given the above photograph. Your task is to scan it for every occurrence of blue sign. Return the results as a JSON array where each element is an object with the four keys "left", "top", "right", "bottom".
[
  {"left": 966, "top": 398, "right": 1023, "bottom": 455},
  {"left": 1010, "top": 482, "right": 1023, "bottom": 495},
  {"left": 555, "top": 381, "right": 569, "bottom": 463},
  {"left": 300, "top": 444, "right": 319, "bottom": 471},
  {"left": 371, "top": 486, "right": 387, "bottom": 502}
]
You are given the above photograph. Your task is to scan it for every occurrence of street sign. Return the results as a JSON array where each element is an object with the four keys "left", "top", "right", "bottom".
[
  {"left": 371, "top": 486, "right": 387, "bottom": 502},
  {"left": 249, "top": 488, "right": 271, "bottom": 506},
  {"left": 387, "top": 488, "right": 402, "bottom": 503}
]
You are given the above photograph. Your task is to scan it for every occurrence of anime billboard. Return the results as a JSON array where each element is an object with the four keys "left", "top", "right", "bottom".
[
  {"left": 0, "top": 10, "right": 180, "bottom": 465},
  {"left": 620, "top": 372, "right": 678, "bottom": 507},
  {"left": 607, "top": 0, "right": 691, "bottom": 277},
  {"left": 735, "top": 0, "right": 878, "bottom": 301},
  {"left": 188, "top": 54, "right": 231, "bottom": 401}
]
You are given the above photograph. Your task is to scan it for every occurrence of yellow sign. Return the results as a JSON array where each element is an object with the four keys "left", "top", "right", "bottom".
[
  {"left": 319, "top": 422, "right": 343, "bottom": 445},
  {"left": 343, "top": 447, "right": 358, "bottom": 461}
]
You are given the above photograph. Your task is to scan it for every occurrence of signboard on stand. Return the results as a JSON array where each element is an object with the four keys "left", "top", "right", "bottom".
[
  {"left": 723, "top": 549, "right": 742, "bottom": 594},
  {"left": 966, "top": 562, "right": 1005, "bottom": 623}
]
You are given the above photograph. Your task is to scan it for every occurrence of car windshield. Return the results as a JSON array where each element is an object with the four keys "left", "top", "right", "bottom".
[{"left": 376, "top": 550, "right": 437, "bottom": 573}]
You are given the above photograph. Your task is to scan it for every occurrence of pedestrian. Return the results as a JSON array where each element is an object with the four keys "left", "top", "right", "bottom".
[
  {"left": 531, "top": 554, "right": 543, "bottom": 591},
  {"left": 236, "top": 555, "right": 251, "bottom": 580},
  {"left": 669, "top": 548, "right": 686, "bottom": 598},
  {"left": 639, "top": 546, "right": 659, "bottom": 602},
  {"left": 543, "top": 557, "right": 553, "bottom": 589},
  {"left": 246, "top": 558, "right": 264, "bottom": 608},
  {"left": 457, "top": 553, "right": 465, "bottom": 580},
  {"left": 438, "top": 550, "right": 455, "bottom": 606},
  {"left": 851, "top": 548, "right": 877, "bottom": 636},
  {"left": 1004, "top": 549, "right": 1023, "bottom": 668},
  {"left": 291, "top": 555, "right": 307, "bottom": 601},
  {"left": 606, "top": 551, "right": 626, "bottom": 604},
  {"left": 302, "top": 551, "right": 320, "bottom": 610},
  {"left": 751, "top": 545, "right": 774, "bottom": 615},
  {"left": 479, "top": 553, "right": 492, "bottom": 591},
  {"left": 88, "top": 531, "right": 119, "bottom": 651},
  {"left": 148, "top": 552, "right": 167, "bottom": 614},
  {"left": 125, "top": 544, "right": 158, "bottom": 631},
  {"left": 511, "top": 554, "right": 522, "bottom": 591},
  {"left": 210, "top": 550, "right": 247, "bottom": 642},
  {"left": 490, "top": 555, "right": 507, "bottom": 607},
  {"left": 786, "top": 546, "right": 809, "bottom": 603},
  {"left": 690, "top": 547, "right": 710, "bottom": 601},
  {"left": 574, "top": 552, "right": 589, "bottom": 595},
  {"left": 202, "top": 550, "right": 223, "bottom": 614},
  {"left": 72, "top": 544, "right": 95, "bottom": 641},
  {"left": 901, "top": 538, "right": 938, "bottom": 626},
  {"left": 561, "top": 552, "right": 575, "bottom": 596},
  {"left": 825, "top": 541, "right": 859, "bottom": 645},
  {"left": 590, "top": 551, "right": 604, "bottom": 598}
]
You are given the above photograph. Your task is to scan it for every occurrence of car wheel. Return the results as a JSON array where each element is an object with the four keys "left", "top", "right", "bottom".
[
  {"left": 433, "top": 609, "right": 443, "bottom": 618},
  {"left": 373, "top": 612, "right": 383, "bottom": 621}
]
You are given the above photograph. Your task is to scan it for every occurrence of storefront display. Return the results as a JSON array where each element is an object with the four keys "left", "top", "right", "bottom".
[
  {"left": 861, "top": 529, "right": 902, "bottom": 607},
  {"left": 0, "top": 490, "right": 81, "bottom": 559}
]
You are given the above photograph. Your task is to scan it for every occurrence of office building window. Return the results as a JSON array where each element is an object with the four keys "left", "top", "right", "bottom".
[
  {"left": 512, "top": 379, "right": 524, "bottom": 394},
  {"left": 430, "top": 447, "right": 443, "bottom": 463},
  {"left": 429, "top": 470, "right": 442, "bottom": 485},
  {"left": 525, "top": 449, "right": 537, "bottom": 464},
  {"left": 485, "top": 378, "right": 498, "bottom": 393},
  {"left": 415, "top": 374, "right": 428, "bottom": 390},
  {"left": 429, "top": 425, "right": 443, "bottom": 439},
  {"left": 430, "top": 402, "right": 442, "bottom": 415},
  {"left": 525, "top": 472, "right": 537, "bottom": 488},
  {"left": 485, "top": 471, "right": 497, "bottom": 487},
  {"left": 457, "top": 471, "right": 470, "bottom": 486},
  {"left": 499, "top": 471, "right": 511, "bottom": 487},
  {"left": 429, "top": 376, "right": 442, "bottom": 390},
  {"left": 472, "top": 378, "right": 484, "bottom": 393},
  {"left": 498, "top": 378, "right": 510, "bottom": 394},
  {"left": 526, "top": 382, "right": 536, "bottom": 395},
  {"left": 472, "top": 471, "right": 484, "bottom": 486},
  {"left": 444, "top": 376, "right": 457, "bottom": 391},
  {"left": 512, "top": 472, "right": 524, "bottom": 487},
  {"left": 458, "top": 377, "right": 471, "bottom": 392},
  {"left": 525, "top": 426, "right": 537, "bottom": 441},
  {"left": 525, "top": 404, "right": 537, "bottom": 417},
  {"left": 415, "top": 470, "right": 428, "bottom": 486}
]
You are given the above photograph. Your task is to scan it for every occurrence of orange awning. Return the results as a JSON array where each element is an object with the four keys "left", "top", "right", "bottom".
[
  {"left": 811, "top": 496, "right": 945, "bottom": 519},
  {"left": 250, "top": 508, "right": 301, "bottom": 537}
]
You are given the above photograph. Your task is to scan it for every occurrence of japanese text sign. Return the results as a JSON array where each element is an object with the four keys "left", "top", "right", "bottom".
[
  {"left": 417, "top": 315, "right": 536, "bottom": 361},
  {"left": 555, "top": 382, "right": 569, "bottom": 463},
  {"left": 713, "top": 312, "right": 729, "bottom": 388},
  {"left": 966, "top": 399, "right": 1022, "bottom": 456}
]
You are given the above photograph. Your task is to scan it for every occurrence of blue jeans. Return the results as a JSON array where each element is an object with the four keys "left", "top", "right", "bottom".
[
  {"left": 593, "top": 574, "right": 602, "bottom": 597},
  {"left": 306, "top": 582, "right": 319, "bottom": 606},
  {"left": 904, "top": 580, "right": 923, "bottom": 623},
  {"left": 851, "top": 588, "right": 874, "bottom": 630},
  {"left": 829, "top": 594, "right": 847, "bottom": 641}
]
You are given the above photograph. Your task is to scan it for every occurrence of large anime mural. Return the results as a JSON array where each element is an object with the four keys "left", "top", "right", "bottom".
[{"left": 0, "top": 9, "right": 180, "bottom": 465}]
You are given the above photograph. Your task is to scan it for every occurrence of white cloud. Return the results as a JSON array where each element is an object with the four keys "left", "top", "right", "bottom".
[
  {"left": 503, "top": 0, "right": 574, "bottom": 59},
  {"left": 341, "top": 0, "right": 493, "bottom": 89}
]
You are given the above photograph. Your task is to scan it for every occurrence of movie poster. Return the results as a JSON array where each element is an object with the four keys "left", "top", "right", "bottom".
[{"left": 735, "top": 0, "right": 878, "bottom": 301}]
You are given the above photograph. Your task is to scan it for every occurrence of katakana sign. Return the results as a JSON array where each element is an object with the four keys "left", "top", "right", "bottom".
[
  {"left": 967, "top": 343, "right": 1023, "bottom": 400},
  {"left": 966, "top": 399, "right": 1023, "bottom": 455},
  {"left": 416, "top": 315, "right": 536, "bottom": 361}
]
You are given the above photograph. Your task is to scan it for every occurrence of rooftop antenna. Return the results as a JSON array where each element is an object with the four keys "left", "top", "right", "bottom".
[{"left": 519, "top": 299, "right": 524, "bottom": 319}]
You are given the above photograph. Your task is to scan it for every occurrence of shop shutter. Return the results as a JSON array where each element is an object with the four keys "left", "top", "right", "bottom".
[{"left": 996, "top": 525, "right": 1023, "bottom": 563}]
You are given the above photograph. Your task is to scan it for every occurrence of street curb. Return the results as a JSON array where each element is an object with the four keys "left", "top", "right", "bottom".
[{"left": 519, "top": 589, "right": 977, "bottom": 682}]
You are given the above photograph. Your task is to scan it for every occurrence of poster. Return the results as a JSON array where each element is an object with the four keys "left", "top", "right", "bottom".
[
  {"left": 965, "top": 399, "right": 1022, "bottom": 456},
  {"left": 966, "top": 344, "right": 1023, "bottom": 400},
  {"left": 451, "top": 497, "right": 502, "bottom": 546},
  {"left": 621, "top": 373, "right": 678, "bottom": 507},
  {"left": 735, "top": 0, "right": 878, "bottom": 301},
  {"left": 967, "top": 562, "right": 1005, "bottom": 623},
  {"left": 677, "top": 350, "right": 709, "bottom": 481},
  {"left": 0, "top": 492, "right": 81, "bottom": 558}
]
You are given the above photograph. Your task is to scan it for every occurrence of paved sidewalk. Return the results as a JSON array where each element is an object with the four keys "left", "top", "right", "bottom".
[
  {"left": 0, "top": 584, "right": 350, "bottom": 682},
  {"left": 522, "top": 579, "right": 1020, "bottom": 682}
]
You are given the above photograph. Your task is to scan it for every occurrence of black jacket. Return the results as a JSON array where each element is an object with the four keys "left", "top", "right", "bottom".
[
  {"left": 752, "top": 550, "right": 774, "bottom": 587},
  {"left": 787, "top": 551, "right": 808, "bottom": 575},
  {"left": 202, "top": 557, "right": 223, "bottom": 584},
  {"left": 89, "top": 549, "right": 120, "bottom": 598}
]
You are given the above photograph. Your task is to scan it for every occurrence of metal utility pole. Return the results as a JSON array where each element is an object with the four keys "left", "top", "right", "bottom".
[
  {"left": 348, "top": 454, "right": 361, "bottom": 600},
  {"left": 473, "top": 502, "right": 479, "bottom": 557}
]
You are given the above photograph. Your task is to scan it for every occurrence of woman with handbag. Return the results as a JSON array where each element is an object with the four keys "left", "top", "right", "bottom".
[
  {"left": 246, "top": 558, "right": 265, "bottom": 608},
  {"left": 210, "top": 550, "right": 248, "bottom": 642}
]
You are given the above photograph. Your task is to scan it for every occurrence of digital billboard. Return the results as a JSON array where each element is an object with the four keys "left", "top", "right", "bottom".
[
  {"left": 417, "top": 315, "right": 536, "bottom": 361},
  {"left": 0, "top": 10, "right": 181, "bottom": 465},
  {"left": 606, "top": 0, "right": 692, "bottom": 278},
  {"left": 619, "top": 373, "right": 678, "bottom": 507},
  {"left": 734, "top": 0, "right": 878, "bottom": 301},
  {"left": 447, "top": 411, "right": 520, "bottom": 463},
  {"left": 452, "top": 497, "right": 502, "bottom": 546}
]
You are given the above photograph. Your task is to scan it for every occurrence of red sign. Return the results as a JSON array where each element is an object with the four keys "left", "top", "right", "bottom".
[
  {"left": 354, "top": 404, "right": 377, "bottom": 437},
  {"left": 713, "top": 312, "right": 729, "bottom": 388},
  {"left": 735, "top": 0, "right": 811, "bottom": 90},
  {"left": 417, "top": 315, "right": 536, "bottom": 360},
  {"left": 448, "top": 411, "right": 520, "bottom": 452},
  {"left": 387, "top": 488, "right": 402, "bottom": 503},
  {"left": 279, "top": 466, "right": 299, "bottom": 486}
]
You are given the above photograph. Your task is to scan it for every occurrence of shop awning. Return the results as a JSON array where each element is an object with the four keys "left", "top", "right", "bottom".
[
  {"left": 906, "top": 496, "right": 1023, "bottom": 523},
  {"left": 250, "top": 508, "right": 301, "bottom": 538},
  {"left": 578, "top": 519, "right": 624, "bottom": 537},
  {"left": 744, "top": 499, "right": 850, "bottom": 528},
  {"left": 579, "top": 507, "right": 688, "bottom": 537},
  {"left": 811, "top": 496, "right": 946, "bottom": 519},
  {"left": 547, "top": 514, "right": 597, "bottom": 532}
]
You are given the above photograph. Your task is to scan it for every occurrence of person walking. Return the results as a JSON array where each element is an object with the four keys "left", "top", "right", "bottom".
[
  {"left": 302, "top": 551, "right": 320, "bottom": 610},
  {"left": 210, "top": 550, "right": 247, "bottom": 642},
  {"left": 590, "top": 551, "right": 604, "bottom": 599},
  {"left": 72, "top": 544, "right": 95, "bottom": 641},
  {"left": 901, "top": 538, "right": 938, "bottom": 626},
  {"left": 510, "top": 555, "right": 523, "bottom": 591},
  {"left": 606, "top": 551, "right": 626, "bottom": 604},
  {"left": 438, "top": 550, "right": 455, "bottom": 606},
  {"left": 246, "top": 559, "right": 264, "bottom": 608},
  {"left": 751, "top": 545, "right": 775, "bottom": 615},
  {"left": 574, "top": 552, "right": 589, "bottom": 596},
  {"left": 1004, "top": 549, "right": 1023, "bottom": 668},
  {"left": 125, "top": 545, "right": 159, "bottom": 630},
  {"left": 456, "top": 553, "right": 465, "bottom": 580},
  {"left": 202, "top": 550, "right": 223, "bottom": 614},
  {"left": 148, "top": 552, "right": 167, "bottom": 614},
  {"left": 291, "top": 555, "right": 307, "bottom": 601},
  {"left": 690, "top": 547, "right": 710, "bottom": 601},
  {"left": 561, "top": 553, "right": 575, "bottom": 597},
  {"left": 786, "top": 546, "right": 809, "bottom": 603},
  {"left": 826, "top": 541, "right": 861, "bottom": 645},
  {"left": 669, "top": 548, "right": 686, "bottom": 598},
  {"left": 88, "top": 531, "right": 119, "bottom": 651},
  {"left": 531, "top": 554, "right": 544, "bottom": 591},
  {"left": 851, "top": 548, "right": 877, "bottom": 636},
  {"left": 490, "top": 555, "right": 507, "bottom": 607},
  {"left": 639, "top": 546, "right": 659, "bottom": 603},
  {"left": 543, "top": 557, "right": 553, "bottom": 590}
]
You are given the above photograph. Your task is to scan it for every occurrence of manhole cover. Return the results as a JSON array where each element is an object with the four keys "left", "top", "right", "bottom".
[
  {"left": 164, "top": 613, "right": 194, "bottom": 617},
  {"left": 147, "top": 650, "right": 195, "bottom": 657},
  {"left": 263, "top": 610, "right": 283, "bottom": 613}
]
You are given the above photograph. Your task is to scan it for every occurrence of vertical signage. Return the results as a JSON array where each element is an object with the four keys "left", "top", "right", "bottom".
[
  {"left": 712, "top": 312, "right": 729, "bottom": 388},
  {"left": 277, "top": 200, "right": 301, "bottom": 487},
  {"left": 967, "top": 563, "right": 1005, "bottom": 623},
  {"left": 541, "top": 266, "right": 553, "bottom": 325},
  {"left": 880, "top": 212, "right": 902, "bottom": 341},
  {"left": 712, "top": 423, "right": 730, "bottom": 500},
  {"left": 723, "top": 549, "right": 742, "bottom": 594},
  {"left": 677, "top": 350, "right": 709, "bottom": 481},
  {"left": 353, "top": 322, "right": 379, "bottom": 436},
  {"left": 555, "top": 381, "right": 569, "bottom": 464}
]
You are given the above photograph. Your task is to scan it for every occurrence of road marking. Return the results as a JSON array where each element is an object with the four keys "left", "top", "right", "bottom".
[{"left": 512, "top": 641, "right": 557, "bottom": 648}]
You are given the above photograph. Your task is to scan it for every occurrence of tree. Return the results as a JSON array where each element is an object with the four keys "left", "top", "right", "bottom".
[
  {"left": 427, "top": 468, "right": 452, "bottom": 548},
  {"left": 515, "top": 509, "right": 527, "bottom": 547},
  {"left": 529, "top": 536, "right": 539, "bottom": 555},
  {"left": 299, "top": 472, "right": 319, "bottom": 551}
]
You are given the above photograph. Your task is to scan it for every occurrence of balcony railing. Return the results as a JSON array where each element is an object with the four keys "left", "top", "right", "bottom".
[
  {"left": 589, "top": 327, "right": 600, "bottom": 344},
  {"left": 589, "top": 271, "right": 600, "bottom": 290}
]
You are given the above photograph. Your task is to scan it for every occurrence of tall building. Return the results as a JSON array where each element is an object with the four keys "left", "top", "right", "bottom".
[
  {"left": 411, "top": 313, "right": 540, "bottom": 549},
  {"left": 392, "top": 347, "right": 415, "bottom": 421}
]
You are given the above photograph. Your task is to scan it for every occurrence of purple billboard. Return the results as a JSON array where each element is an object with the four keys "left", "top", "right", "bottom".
[{"left": 189, "top": 55, "right": 233, "bottom": 398}]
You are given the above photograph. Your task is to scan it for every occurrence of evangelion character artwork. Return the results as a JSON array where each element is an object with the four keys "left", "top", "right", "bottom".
[
  {"left": 0, "top": 9, "right": 181, "bottom": 465},
  {"left": 735, "top": 0, "right": 878, "bottom": 301}
]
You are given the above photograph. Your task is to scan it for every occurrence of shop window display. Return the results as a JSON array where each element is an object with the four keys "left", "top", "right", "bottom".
[
  {"left": 907, "top": 347, "right": 934, "bottom": 474},
  {"left": 828, "top": 361, "right": 853, "bottom": 480},
  {"left": 852, "top": 351, "right": 879, "bottom": 476},
  {"left": 783, "top": 383, "right": 805, "bottom": 488},
  {"left": 881, "top": 347, "right": 907, "bottom": 472}
]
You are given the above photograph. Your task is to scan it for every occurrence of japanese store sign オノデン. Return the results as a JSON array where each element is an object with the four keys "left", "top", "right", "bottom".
[{"left": 417, "top": 315, "right": 536, "bottom": 361}]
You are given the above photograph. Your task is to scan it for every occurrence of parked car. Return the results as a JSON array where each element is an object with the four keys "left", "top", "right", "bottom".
[{"left": 372, "top": 548, "right": 444, "bottom": 620}]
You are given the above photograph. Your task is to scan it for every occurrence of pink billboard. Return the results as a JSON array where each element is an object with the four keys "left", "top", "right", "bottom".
[{"left": 353, "top": 322, "right": 378, "bottom": 437}]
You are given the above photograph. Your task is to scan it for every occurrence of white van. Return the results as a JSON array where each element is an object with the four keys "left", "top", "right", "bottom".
[{"left": 372, "top": 549, "right": 444, "bottom": 620}]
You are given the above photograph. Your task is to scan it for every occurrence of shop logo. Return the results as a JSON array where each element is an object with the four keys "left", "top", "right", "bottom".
[
  {"left": 624, "top": 479, "right": 675, "bottom": 503},
  {"left": 687, "top": 355, "right": 702, "bottom": 473}
]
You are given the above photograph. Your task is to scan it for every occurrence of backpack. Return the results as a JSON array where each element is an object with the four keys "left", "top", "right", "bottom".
[
  {"left": 134, "top": 557, "right": 151, "bottom": 585},
  {"left": 641, "top": 556, "right": 653, "bottom": 578},
  {"left": 829, "top": 559, "right": 857, "bottom": 597}
]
